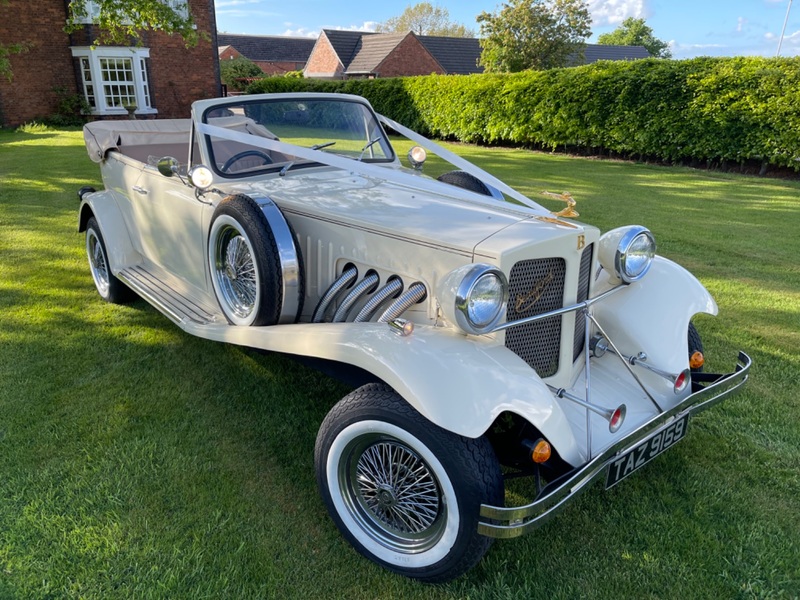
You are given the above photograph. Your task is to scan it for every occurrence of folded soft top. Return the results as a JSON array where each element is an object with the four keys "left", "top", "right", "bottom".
[{"left": 83, "top": 119, "right": 192, "bottom": 163}]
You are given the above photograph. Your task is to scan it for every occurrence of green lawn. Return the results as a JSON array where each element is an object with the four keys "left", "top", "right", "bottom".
[{"left": 1, "top": 127, "right": 798, "bottom": 599}]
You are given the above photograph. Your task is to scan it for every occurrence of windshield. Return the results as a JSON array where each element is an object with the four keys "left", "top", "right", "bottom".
[{"left": 202, "top": 98, "right": 394, "bottom": 177}]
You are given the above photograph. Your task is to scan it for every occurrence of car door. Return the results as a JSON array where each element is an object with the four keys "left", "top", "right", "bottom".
[{"left": 129, "top": 165, "right": 210, "bottom": 293}]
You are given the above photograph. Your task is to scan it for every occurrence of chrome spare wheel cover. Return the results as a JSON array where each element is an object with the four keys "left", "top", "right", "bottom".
[
  {"left": 214, "top": 224, "right": 257, "bottom": 320},
  {"left": 340, "top": 434, "right": 445, "bottom": 553},
  {"left": 87, "top": 229, "right": 110, "bottom": 295}
]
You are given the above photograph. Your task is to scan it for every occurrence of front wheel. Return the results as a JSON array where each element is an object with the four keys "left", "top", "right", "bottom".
[{"left": 315, "top": 383, "right": 504, "bottom": 582}]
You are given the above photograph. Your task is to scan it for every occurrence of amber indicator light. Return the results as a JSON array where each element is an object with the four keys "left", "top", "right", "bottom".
[
  {"left": 532, "top": 440, "right": 551, "bottom": 464},
  {"left": 690, "top": 351, "right": 705, "bottom": 370}
]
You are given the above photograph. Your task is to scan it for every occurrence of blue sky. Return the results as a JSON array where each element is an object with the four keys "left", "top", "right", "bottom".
[{"left": 213, "top": 0, "right": 800, "bottom": 59}]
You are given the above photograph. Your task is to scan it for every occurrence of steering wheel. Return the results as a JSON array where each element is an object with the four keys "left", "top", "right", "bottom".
[{"left": 221, "top": 150, "right": 273, "bottom": 173}]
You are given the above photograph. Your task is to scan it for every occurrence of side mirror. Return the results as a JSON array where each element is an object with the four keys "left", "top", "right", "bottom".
[{"left": 157, "top": 156, "right": 179, "bottom": 177}]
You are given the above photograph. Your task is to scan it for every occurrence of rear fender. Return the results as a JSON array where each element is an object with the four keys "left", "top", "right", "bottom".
[{"left": 78, "top": 191, "right": 141, "bottom": 274}]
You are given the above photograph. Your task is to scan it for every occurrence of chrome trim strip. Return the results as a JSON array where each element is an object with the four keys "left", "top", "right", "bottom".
[
  {"left": 477, "top": 351, "right": 751, "bottom": 539},
  {"left": 259, "top": 200, "right": 302, "bottom": 324}
]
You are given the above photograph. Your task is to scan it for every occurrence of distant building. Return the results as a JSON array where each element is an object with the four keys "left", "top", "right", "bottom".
[
  {"left": 304, "top": 30, "right": 652, "bottom": 79},
  {"left": 304, "top": 30, "right": 483, "bottom": 79},
  {"left": 217, "top": 34, "right": 316, "bottom": 75},
  {"left": 580, "top": 44, "right": 651, "bottom": 64}
]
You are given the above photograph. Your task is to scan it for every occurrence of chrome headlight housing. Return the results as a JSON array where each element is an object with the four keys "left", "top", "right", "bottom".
[
  {"left": 439, "top": 264, "right": 508, "bottom": 334},
  {"left": 598, "top": 225, "right": 656, "bottom": 284}
]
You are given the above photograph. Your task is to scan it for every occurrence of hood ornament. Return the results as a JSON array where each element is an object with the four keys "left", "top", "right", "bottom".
[{"left": 541, "top": 190, "right": 579, "bottom": 218}]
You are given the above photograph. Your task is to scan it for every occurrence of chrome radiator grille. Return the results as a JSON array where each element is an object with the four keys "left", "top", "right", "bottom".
[
  {"left": 572, "top": 244, "right": 594, "bottom": 362},
  {"left": 505, "top": 257, "right": 567, "bottom": 377},
  {"left": 504, "top": 245, "right": 594, "bottom": 378}
]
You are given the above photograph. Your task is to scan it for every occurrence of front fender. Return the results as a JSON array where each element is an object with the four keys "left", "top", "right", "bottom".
[
  {"left": 189, "top": 321, "right": 584, "bottom": 465},
  {"left": 78, "top": 191, "right": 141, "bottom": 274},
  {"left": 592, "top": 256, "right": 717, "bottom": 394}
]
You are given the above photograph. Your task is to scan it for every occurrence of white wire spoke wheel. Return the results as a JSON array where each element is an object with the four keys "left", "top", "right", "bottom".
[{"left": 315, "top": 384, "right": 503, "bottom": 582}]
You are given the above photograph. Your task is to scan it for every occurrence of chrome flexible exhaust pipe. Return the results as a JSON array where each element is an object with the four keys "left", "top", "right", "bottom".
[
  {"left": 378, "top": 282, "right": 427, "bottom": 323},
  {"left": 354, "top": 277, "right": 403, "bottom": 322},
  {"left": 333, "top": 272, "right": 379, "bottom": 322},
  {"left": 312, "top": 265, "right": 358, "bottom": 323}
]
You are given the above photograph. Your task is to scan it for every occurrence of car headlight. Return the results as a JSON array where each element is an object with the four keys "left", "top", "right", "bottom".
[
  {"left": 438, "top": 264, "right": 508, "bottom": 334},
  {"left": 598, "top": 225, "right": 656, "bottom": 284}
]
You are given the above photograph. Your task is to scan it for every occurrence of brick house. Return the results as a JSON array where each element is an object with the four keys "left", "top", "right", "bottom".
[
  {"left": 217, "top": 33, "right": 315, "bottom": 75},
  {"left": 304, "top": 30, "right": 483, "bottom": 79},
  {"left": 304, "top": 30, "right": 651, "bottom": 79},
  {"left": 0, "top": 0, "right": 221, "bottom": 128}
]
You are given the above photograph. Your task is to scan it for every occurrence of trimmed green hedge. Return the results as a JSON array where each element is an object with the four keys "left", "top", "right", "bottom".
[{"left": 247, "top": 57, "right": 800, "bottom": 169}]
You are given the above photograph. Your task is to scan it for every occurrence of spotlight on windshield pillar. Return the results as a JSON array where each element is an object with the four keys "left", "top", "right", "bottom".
[{"left": 407, "top": 146, "right": 427, "bottom": 170}]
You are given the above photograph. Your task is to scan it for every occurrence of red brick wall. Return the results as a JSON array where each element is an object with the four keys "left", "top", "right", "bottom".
[
  {"left": 376, "top": 35, "right": 444, "bottom": 78},
  {"left": 0, "top": 0, "right": 220, "bottom": 127},
  {"left": 219, "top": 46, "right": 243, "bottom": 61},
  {"left": 304, "top": 33, "right": 344, "bottom": 78},
  {"left": 0, "top": 0, "right": 76, "bottom": 127}
]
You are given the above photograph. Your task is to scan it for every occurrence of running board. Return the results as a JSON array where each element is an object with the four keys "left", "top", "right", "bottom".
[{"left": 118, "top": 266, "right": 222, "bottom": 326}]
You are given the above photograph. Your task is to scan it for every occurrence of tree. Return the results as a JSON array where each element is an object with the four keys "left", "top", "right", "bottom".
[
  {"left": 219, "top": 56, "right": 263, "bottom": 91},
  {"left": 477, "top": 0, "right": 592, "bottom": 72},
  {"left": 65, "top": 0, "right": 201, "bottom": 47},
  {"left": 376, "top": 2, "right": 474, "bottom": 37},
  {"left": 0, "top": 41, "right": 30, "bottom": 81},
  {"left": 596, "top": 17, "right": 672, "bottom": 58},
  {"left": 0, "top": 0, "right": 28, "bottom": 80}
]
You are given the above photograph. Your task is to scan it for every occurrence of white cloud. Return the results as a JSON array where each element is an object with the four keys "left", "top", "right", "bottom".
[
  {"left": 737, "top": 17, "right": 747, "bottom": 33},
  {"left": 282, "top": 27, "right": 319, "bottom": 38},
  {"left": 281, "top": 21, "right": 377, "bottom": 39},
  {"left": 325, "top": 21, "right": 378, "bottom": 32},
  {"left": 587, "top": 0, "right": 650, "bottom": 27}
]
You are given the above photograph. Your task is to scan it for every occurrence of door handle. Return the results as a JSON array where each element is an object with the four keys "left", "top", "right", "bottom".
[{"left": 132, "top": 186, "right": 148, "bottom": 195}]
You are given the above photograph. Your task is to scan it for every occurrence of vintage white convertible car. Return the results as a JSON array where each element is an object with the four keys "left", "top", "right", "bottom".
[{"left": 79, "top": 93, "right": 750, "bottom": 582}]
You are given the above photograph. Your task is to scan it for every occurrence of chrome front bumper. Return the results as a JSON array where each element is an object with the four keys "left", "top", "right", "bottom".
[{"left": 478, "top": 351, "right": 752, "bottom": 539}]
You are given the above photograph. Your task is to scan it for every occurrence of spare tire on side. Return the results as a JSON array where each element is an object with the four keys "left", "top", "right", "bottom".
[
  {"left": 208, "top": 194, "right": 304, "bottom": 326},
  {"left": 437, "top": 170, "right": 495, "bottom": 197}
]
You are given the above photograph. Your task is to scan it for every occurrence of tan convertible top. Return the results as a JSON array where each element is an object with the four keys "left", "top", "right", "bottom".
[{"left": 83, "top": 119, "right": 191, "bottom": 163}]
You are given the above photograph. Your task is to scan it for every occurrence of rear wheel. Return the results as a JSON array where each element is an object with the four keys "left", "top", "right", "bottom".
[
  {"left": 315, "top": 383, "right": 503, "bottom": 582},
  {"left": 85, "top": 217, "right": 134, "bottom": 304}
]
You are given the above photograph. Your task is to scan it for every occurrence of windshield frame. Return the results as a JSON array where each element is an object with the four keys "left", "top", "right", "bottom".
[{"left": 201, "top": 97, "right": 396, "bottom": 179}]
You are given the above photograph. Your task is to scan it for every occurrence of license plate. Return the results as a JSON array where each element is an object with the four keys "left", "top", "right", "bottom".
[{"left": 605, "top": 414, "right": 689, "bottom": 489}]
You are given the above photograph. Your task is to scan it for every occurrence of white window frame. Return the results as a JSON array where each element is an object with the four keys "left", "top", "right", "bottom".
[
  {"left": 71, "top": 0, "right": 189, "bottom": 24},
  {"left": 71, "top": 47, "right": 157, "bottom": 116}
]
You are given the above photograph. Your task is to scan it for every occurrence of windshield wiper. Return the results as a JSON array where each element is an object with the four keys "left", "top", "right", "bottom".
[
  {"left": 279, "top": 161, "right": 295, "bottom": 177},
  {"left": 311, "top": 141, "right": 336, "bottom": 151},
  {"left": 358, "top": 138, "right": 382, "bottom": 161}
]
